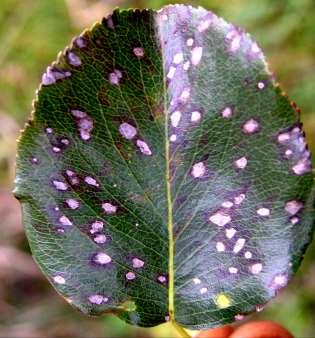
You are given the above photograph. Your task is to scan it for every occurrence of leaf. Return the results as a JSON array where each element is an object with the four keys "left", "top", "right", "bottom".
[{"left": 14, "top": 5, "right": 315, "bottom": 330}]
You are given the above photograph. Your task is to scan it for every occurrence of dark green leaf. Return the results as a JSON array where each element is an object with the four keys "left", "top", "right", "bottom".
[{"left": 14, "top": 5, "right": 315, "bottom": 330}]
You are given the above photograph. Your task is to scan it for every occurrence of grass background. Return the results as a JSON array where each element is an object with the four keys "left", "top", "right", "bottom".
[{"left": 0, "top": 0, "right": 314, "bottom": 337}]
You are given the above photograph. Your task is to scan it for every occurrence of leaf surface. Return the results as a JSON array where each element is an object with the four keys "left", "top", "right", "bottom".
[{"left": 15, "top": 5, "right": 315, "bottom": 330}]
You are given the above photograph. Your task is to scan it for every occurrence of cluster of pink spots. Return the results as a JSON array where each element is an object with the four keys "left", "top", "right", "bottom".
[
  {"left": 118, "top": 122, "right": 152, "bottom": 156},
  {"left": 89, "top": 220, "right": 106, "bottom": 244},
  {"left": 277, "top": 126, "right": 312, "bottom": 176},
  {"left": 42, "top": 66, "right": 71, "bottom": 86},
  {"left": 66, "top": 169, "right": 80, "bottom": 186},
  {"left": 71, "top": 109, "right": 94, "bottom": 141},
  {"left": 226, "top": 27, "right": 242, "bottom": 53},
  {"left": 208, "top": 191, "right": 264, "bottom": 275}
]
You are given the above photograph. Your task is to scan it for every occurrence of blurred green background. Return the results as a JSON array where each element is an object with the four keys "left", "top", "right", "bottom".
[{"left": 0, "top": 0, "right": 314, "bottom": 337}]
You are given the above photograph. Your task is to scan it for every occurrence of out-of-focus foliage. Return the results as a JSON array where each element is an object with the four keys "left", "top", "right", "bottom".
[{"left": 0, "top": 1, "right": 314, "bottom": 337}]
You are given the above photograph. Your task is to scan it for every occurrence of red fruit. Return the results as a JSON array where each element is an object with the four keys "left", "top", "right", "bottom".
[
  {"left": 195, "top": 325, "right": 234, "bottom": 338},
  {"left": 230, "top": 321, "right": 294, "bottom": 338}
]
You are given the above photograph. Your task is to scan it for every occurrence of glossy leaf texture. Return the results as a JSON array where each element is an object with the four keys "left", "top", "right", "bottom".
[{"left": 15, "top": 5, "right": 315, "bottom": 330}]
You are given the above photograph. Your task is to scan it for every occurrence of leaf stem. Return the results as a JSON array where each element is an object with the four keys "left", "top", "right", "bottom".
[{"left": 171, "top": 321, "right": 192, "bottom": 338}]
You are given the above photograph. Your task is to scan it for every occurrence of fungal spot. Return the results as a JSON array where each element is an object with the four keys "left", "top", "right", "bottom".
[
  {"left": 88, "top": 294, "right": 108, "bottom": 305},
  {"left": 59, "top": 215, "right": 72, "bottom": 226},
  {"left": 61, "top": 138, "right": 70, "bottom": 146},
  {"left": 170, "top": 134, "right": 177, "bottom": 142},
  {"left": 183, "top": 61, "right": 190, "bottom": 71},
  {"left": 250, "top": 263, "right": 263, "bottom": 274},
  {"left": 93, "top": 252, "right": 112, "bottom": 265},
  {"left": 197, "top": 18, "right": 211, "bottom": 32},
  {"left": 66, "top": 169, "right": 80, "bottom": 186},
  {"left": 119, "top": 122, "right": 137, "bottom": 140},
  {"left": 90, "top": 220, "right": 104, "bottom": 234},
  {"left": 257, "top": 81, "right": 265, "bottom": 90},
  {"left": 278, "top": 132, "right": 291, "bottom": 143},
  {"left": 292, "top": 158, "right": 312, "bottom": 176},
  {"left": 67, "top": 51, "right": 82, "bottom": 66},
  {"left": 173, "top": 52, "right": 184, "bottom": 64},
  {"left": 222, "top": 201, "right": 233, "bottom": 209},
  {"left": 244, "top": 251, "right": 252, "bottom": 259},
  {"left": 84, "top": 176, "right": 99, "bottom": 187},
  {"left": 170, "top": 111, "right": 181, "bottom": 127},
  {"left": 94, "top": 234, "right": 107, "bottom": 244},
  {"left": 133, "top": 47, "right": 144, "bottom": 58},
  {"left": 109, "top": 69, "right": 122, "bottom": 85},
  {"left": 136, "top": 139, "right": 152, "bottom": 156},
  {"left": 234, "top": 156, "right": 247, "bottom": 169},
  {"left": 228, "top": 267, "right": 238, "bottom": 274},
  {"left": 179, "top": 87, "right": 191, "bottom": 102},
  {"left": 75, "top": 36, "right": 87, "bottom": 48},
  {"left": 132, "top": 257, "right": 144, "bottom": 268},
  {"left": 226, "top": 29, "right": 241, "bottom": 53},
  {"left": 191, "top": 161, "right": 206, "bottom": 178},
  {"left": 167, "top": 66, "right": 176, "bottom": 79},
  {"left": 233, "top": 238, "right": 246, "bottom": 253},
  {"left": 191, "top": 111, "right": 201, "bottom": 123},
  {"left": 235, "top": 314, "right": 245, "bottom": 321},
  {"left": 102, "top": 202, "right": 117, "bottom": 214},
  {"left": 215, "top": 293, "right": 231, "bottom": 309},
  {"left": 45, "top": 127, "right": 53, "bottom": 134},
  {"left": 31, "top": 157, "right": 39, "bottom": 164},
  {"left": 285, "top": 200, "right": 303, "bottom": 215},
  {"left": 221, "top": 106, "right": 233, "bottom": 119},
  {"left": 191, "top": 46, "right": 203, "bottom": 66},
  {"left": 126, "top": 271, "right": 136, "bottom": 280},
  {"left": 256, "top": 207, "right": 270, "bottom": 217},
  {"left": 226, "top": 228, "right": 236, "bottom": 239},
  {"left": 234, "top": 193, "right": 245, "bottom": 205},
  {"left": 66, "top": 198, "right": 80, "bottom": 209},
  {"left": 157, "top": 275, "right": 167, "bottom": 284},
  {"left": 53, "top": 275, "right": 65, "bottom": 284},
  {"left": 52, "top": 180, "right": 68, "bottom": 191},
  {"left": 209, "top": 210, "right": 231, "bottom": 227},
  {"left": 42, "top": 66, "right": 71, "bottom": 86},
  {"left": 70, "top": 109, "right": 94, "bottom": 141},
  {"left": 193, "top": 278, "right": 201, "bottom": 285},
  {"left": 216, "top": 242, "right": 225, "bottom": 252},
  {"left": 52, "top": 146, "right": 61, "bottom": 153},
  {"left": 186, "top": 38, "right": 194, "bottom": 46},
  {"left": 242, "top": 118, "right": 260, "bottom": 134},
  {"left": 273, "top": 274, "right": 288, "bottom": 287},
  {"left": 284, "top": 149, "right": 293, "bottom": 158},
  {"left": 272, "top": 274, "right": 288, "bottom": 288},
  {"left": 290, "top": 216, "right": 299, "bottom": 225},
  {"left": 200, "top": 287, "right": 208, "bottom": 294}
]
